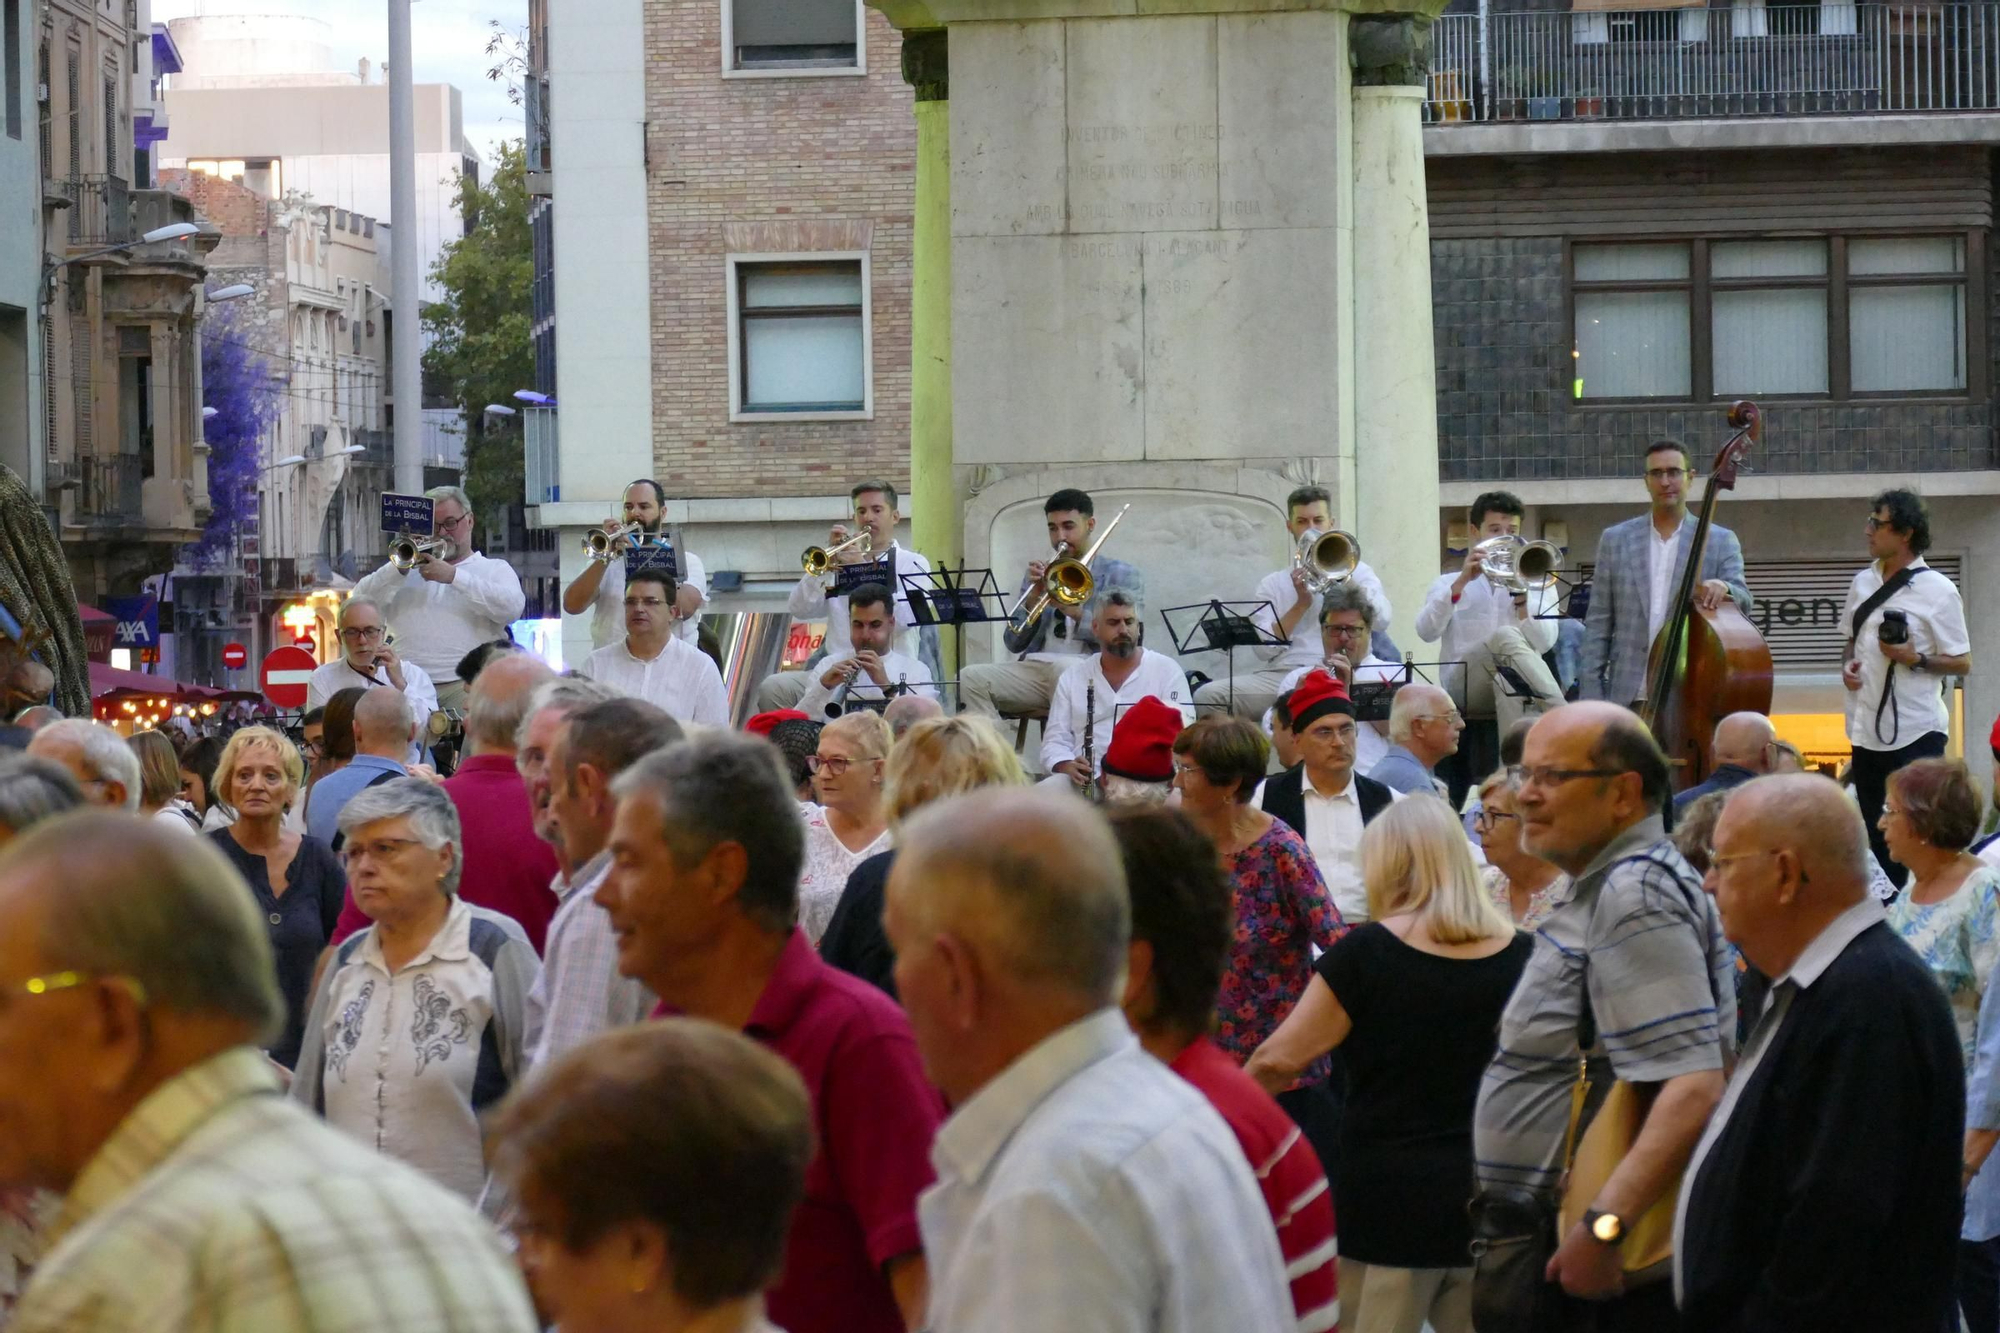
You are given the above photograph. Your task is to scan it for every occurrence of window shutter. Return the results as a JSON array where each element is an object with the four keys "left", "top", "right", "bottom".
[{"left": 734, "top": 0, "right": 854, "bottom": 48}]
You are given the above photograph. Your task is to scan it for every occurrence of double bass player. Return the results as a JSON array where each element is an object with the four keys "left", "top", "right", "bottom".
[{"left": 1579, "top": 440, "right": 1753, "bottom": 708}]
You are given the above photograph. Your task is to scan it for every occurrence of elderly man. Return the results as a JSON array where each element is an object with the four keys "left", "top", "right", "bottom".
[
  {"left": 305, "top": 597, "right": 441, "bottom": 734},
  {"left": 438, "top": 653, "right": 560, "bottom": 951},
  {"left": 884, "top": 788, "right": 1294, "bottom": 1331},
  {"left": 516, "top": 677, "right": 618, "bottom": 857},
  {"left": 884, "top": 693, "right": 943, "bottom": 739},
  {"left": 1673, "top": 775, "right": 1962, "bottom": 1331},
  {"left": 26, "top": 719, "right": 140, "bottom": 811},
  {"left": 0, "top": 754, "right": 83, "bottom": 846},
  {"left": 1368, "top": 683, "right": 1463, "bottom": 799},
  {"left": 1039, "top": 587, "right": 1192, "bottom": 788},
  {"left": 306, "top": 687, "right": 413, "bottom": 849},
  {"left": 0, "top": 815, "right": 537, "bottom": 1331},
  {"left": 353, "top": 484, "right": 527, "bottom": 712},
  {"left": 599, "top": 733, "right": 942, "bottom": 1333},
  {"left": 1259, "top": 671, "right": 1396, "bottom": 924},
  {"left": 527, "top": 697, "right": 681, "bottom": 1066},
  {"left": 1673, "top": 711, "right": 1777, "bottom": 816},
  {"left": 1472, "top": 702, "right": 1733, "bottom": 1328}
]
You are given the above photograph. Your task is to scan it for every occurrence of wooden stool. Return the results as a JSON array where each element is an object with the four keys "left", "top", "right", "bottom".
[{"left": 997, "top": 707, "right": 1048, "bottom": 759}]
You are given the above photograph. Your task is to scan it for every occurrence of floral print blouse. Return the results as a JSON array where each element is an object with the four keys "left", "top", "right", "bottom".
[
  {"left": 1888, "top": 865, "right": 2000, "bottom": 1068},
  {"left": 1215, "top": 819, "right": 1347, "bottom": 1089}
]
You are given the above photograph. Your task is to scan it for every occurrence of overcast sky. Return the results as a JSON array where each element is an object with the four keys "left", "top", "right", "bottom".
[{"left": 151, "top": 0, "right": 529, "bottom": 165}]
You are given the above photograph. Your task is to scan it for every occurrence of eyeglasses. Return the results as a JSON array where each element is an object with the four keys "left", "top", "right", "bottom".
[
  {"left": 435, "top": 511, "right": 473, "bottom": 530},
  {"left": 1322, "top": 623, "right": 1367, "bottom": 638},
  {"left": 1702, "top": 846, "right": 1808, "bottom": 883},
  {"left": 0, "top": 971, "right": 149, "bottom": 1005},
  {"left": 337, "top": 625, "right": 385, "bottom": 642},
  {"left": 807, "top": 755, "right": 876, "bottom": 776},
  {"left": 1645, "top": 467, "right": 1689, "bottom": 481},
  {"left": 624, "top": 597, "right": 667, "bottom": 610},
  {"left": 1417, "top": 711, "right": 1465, "bottom": 727},
  {"left": 1171, "top": 759, "right": 1203, "bottom": 780},
  {"left": 1472, "top": 808, "right": 1521, "bottom": 829},
  {"left": 1508, "top": 764, "right": 1624, "bottom": 790},
  {"left": 1865, "top": 516, "right": 1893, "bottom": 532},
  {"left": 1301, "top": 724, "right": 1358, "bottom": 744},
  {"left": 339, "top": 836, "right": 426, "bottom": 869}
]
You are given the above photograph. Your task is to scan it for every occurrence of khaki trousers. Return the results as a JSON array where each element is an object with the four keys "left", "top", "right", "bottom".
[
  {"left": 1461, "top": 625, "right": 1563, "bottom": 735},
  {"left": 1338, "top": 1258, "right": 1475, "bottom": 1333},
  {"left": 957, "top": 658, "right": 1068, "bottom": 720},
  {"left": 754, "top": 671, "right": 812, "bottom": 714}
]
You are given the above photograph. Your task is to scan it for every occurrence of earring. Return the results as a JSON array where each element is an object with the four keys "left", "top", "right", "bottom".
[{"left": 629, "top": 1275, "right": 650, "bottom": 1297}]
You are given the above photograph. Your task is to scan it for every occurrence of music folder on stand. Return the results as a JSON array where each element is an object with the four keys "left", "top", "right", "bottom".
[
  {"left": 900, "top": 568, "right": 1008, "bottom": 713},
  {"left": 1160, "top": 600, "right": 1289, "bottom": 715}
]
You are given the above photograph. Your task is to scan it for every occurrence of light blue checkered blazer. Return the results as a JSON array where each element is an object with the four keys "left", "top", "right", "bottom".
[{"left": 1579, "top": 514, "right": 1752, "bottom": 705}]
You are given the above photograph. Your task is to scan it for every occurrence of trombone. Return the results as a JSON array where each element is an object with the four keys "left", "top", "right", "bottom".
[
  {"left": 1294, "top": 528, "right": 1359, "bottom": 594},
  {"left": 389, "top": 533, "right": 444, "bottom": 574},
  {"left": 1473, "top": 534, "right": 1561, "bottom": 593},
  {"left": 1007, "top": 504, "right": 1130, "bottom": 639},
  {"left": 583, "top": 521, "right": 647, "bottom": 563},
  {"left": 802, "top": 529, "right": 872, "bottom": 581}
]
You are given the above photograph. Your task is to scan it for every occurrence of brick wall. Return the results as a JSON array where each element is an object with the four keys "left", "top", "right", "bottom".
[
  {"left": 160, "top": 168, "right": 270, "bottom": 241},
  {"left": 644, "top": 0, "right": 916, "bottom": 499}
]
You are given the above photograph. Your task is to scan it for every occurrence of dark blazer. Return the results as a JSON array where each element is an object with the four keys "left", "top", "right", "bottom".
[
  {"left": 1671, "top": 762, "right": 1758, "bottom": 816},
  {"left": 1260, "top": 765, "right": 1394, "bottom": 842},
  {"left": 1678, "top": 920, "right": 1963, "bottom": 1333}
]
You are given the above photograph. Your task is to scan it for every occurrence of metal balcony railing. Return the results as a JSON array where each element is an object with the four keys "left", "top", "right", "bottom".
[
  {"left": 77, "top": 453, "right": 144, "bottom": 523},
  {"left": 66, "top": 174, "right": 132, "bottom": 246},
  {"left": 1425, "top": 2, "right": 2000, "bottom": 122}
]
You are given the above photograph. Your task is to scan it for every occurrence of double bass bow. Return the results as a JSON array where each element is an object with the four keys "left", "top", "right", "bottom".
[{"left": 1637, "top": 401, "right": 1774, "bottom": 791}]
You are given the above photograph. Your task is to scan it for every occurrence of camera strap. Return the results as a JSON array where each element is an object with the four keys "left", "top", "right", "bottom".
[{"left": 1851, "top": 564, "right": 1932, "bottom": 748}]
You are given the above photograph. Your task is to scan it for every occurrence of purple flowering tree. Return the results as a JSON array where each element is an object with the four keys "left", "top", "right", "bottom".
[{"left": 191, "top": 304, "right": 284, "bottom": 565}]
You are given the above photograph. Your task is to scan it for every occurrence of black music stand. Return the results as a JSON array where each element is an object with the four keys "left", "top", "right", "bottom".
[
  {"left": 902, "top": 568, "right": 1008, "bottom": 699},
  {"left": 1532, "top": 572, "right": 1591, "bottom": 622},
  {"left": 1161, "top": 600, "right": 1288, "bottom": 715}
]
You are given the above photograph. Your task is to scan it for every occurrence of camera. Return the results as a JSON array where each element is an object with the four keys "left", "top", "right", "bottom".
[{"left": 1877, "top": 608, "right": 1911, "bottom": 646}]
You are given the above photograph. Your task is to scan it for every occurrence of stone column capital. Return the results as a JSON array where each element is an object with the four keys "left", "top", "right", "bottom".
[
  {"left": 1350, "top": 13, "right": 1434, "bottom": 87},
  {"left": 901, "top": 28, "right": 949, "bottom": 102}
]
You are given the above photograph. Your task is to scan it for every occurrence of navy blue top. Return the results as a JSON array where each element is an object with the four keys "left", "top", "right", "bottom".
[{"left": 209, "top": 829, "right": 347, "bottom": 1068}]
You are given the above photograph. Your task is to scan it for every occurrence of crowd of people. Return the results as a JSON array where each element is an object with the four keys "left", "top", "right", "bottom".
[{"left": 0, "top": 465, "right": 1997, "bottom": 1333}]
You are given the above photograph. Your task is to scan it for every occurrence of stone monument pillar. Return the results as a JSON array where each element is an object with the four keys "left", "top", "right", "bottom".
[{"left": 873, "top": 0, "right": 1443, "bottom": 666}]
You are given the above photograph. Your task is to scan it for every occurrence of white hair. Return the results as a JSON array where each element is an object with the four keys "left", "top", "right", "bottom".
[
  {"left": 1388, "top": 683, "right": 1450, "bottom": 746},
  {"left": 1087, "top": 584, "right": 1144, "bottom": 623},
  {"left": 426, "top": 484, "right": 473, "bottom": 517},
  {"left": 338, "top": 596, "right": 383, "bottom": 629},
  {"left": 514, "top": 675, "right": 621, "bottom": 751},
  {"left": 337, "top": 777, "right": 464, "bottom": 894},
  {"left": 36, "top": 719, "right": 142, "bottom": 811}
]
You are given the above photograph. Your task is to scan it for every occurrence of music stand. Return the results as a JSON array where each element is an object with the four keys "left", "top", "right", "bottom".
[
  {"left": 902, "top": 568, "right": 1009, "bottom": 684},
  {"left": 1532, "top": 572, "right": 1591, "bottom": 622},
  {"left": 1161, "top": 600, "right": 1289, "bottom": 715}
]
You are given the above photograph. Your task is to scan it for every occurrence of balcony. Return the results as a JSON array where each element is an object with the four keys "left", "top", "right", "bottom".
[
  {"left": 1426, "top": 2, "right": 2000, "bottom": 123},
  {"left": 75, "top": 454, "right": 144, "bottom": 525},
  {"left": 66, "top": 175, "right": 133, "bottom": 246}
]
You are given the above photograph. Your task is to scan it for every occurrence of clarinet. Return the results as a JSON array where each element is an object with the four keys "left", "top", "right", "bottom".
[
  {"left": 825, "top": 669, "right": 856, "bottom": 720},
  {"left": 1082, "top": 681, "right": 1100, "bottom": 803}
]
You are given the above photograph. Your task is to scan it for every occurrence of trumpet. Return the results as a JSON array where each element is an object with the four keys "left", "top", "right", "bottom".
[
  {"left": 583, "top": 521, "right": 648, "bottom": 562},
  {"left": 1007, "top": 504, "right": 1130, "bottom": 639},
  {"left": 802, "top": 529, "right": 872, "bottom": 580},
  {"left": 389, "top": 533, "right": 444, "bottom": 574},
  {"left": 1473, "top": 534, "right": 1561, "bottom": 593},
  {"left": 1294, "top": 528, "right": 1359, "bottom": 593}
]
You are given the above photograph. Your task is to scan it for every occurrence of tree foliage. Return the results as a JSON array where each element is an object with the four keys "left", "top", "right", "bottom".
[
  {"left": 195, "top": 305, "right": 285, "bottom": 565},
  {"left": 422, "top": 139, "right": 533, "bottom": 541}
]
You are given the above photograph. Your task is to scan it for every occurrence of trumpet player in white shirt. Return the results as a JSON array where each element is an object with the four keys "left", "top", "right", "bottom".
[
  {"left": 1039, "top": 587, "right": 1195, "bottom": 788},
  {"left": 796, "top": 582, "right": 937, "bottom": 720},
  {"left": 1192, "top": 484, "right": 1394, "bottom": 720},
  {"left": 559, "top": 478, "right": 710, "bottom": 650},
  {"left": 1413, "top": 491, "right": 1564, "bottom": 739},
  {"left": 1265, "top": 585, "right": 1402, "bottom": 775}
]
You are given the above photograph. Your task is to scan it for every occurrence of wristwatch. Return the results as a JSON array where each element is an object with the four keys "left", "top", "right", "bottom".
[
  {"left": 1582, "top": 1209, "right": 1626, "bottom": 1245},
  {"left": 1916, "top": 651, "right": 1931, "bottom": 672}
]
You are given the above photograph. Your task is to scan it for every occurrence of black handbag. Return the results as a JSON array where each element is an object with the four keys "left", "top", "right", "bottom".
[{"left": 1469, "top": 1185, "right": 1562, "bottom": 1333}]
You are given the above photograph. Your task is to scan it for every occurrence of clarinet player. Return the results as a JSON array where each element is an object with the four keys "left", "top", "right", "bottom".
[{"left": 1038, "top": 587, "right": 1193, "bottom": 790}]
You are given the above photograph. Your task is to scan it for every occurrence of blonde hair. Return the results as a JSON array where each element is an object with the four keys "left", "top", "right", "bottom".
[
  {"left": 1361, "top": 796, "right": 1512, "bottom": 944},
  {"left": 823, "top": 709, "right": 892, "bottom": 762},
  {"left": 213, "top": 725, "right": 304, "bottom": 812},
  {"left": 884, "top": 715, "right": 1026, "bottom": 827}
]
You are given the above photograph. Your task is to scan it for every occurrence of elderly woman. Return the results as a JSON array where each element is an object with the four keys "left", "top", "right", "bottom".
[
  {"left": 820, "top": 715, "right": 1026, "bottom": 995},
  {"left": 293, "top": 778, "right": 538, "bottom": 1205},
  {"left": 797, "top": 711, "right": 892, "bottom": 945},
  {"left": 1885, "top": 757, "right": 2000, "bottom": 1064},
  {"left": 492, "top": 1022, "right": 813, "bottom": 1333},
  {"left": 207, "top": 724, "right": 345, "bottom": 1069},
  {"left": 1474, "top": 767, "right": 1565, "bottom": 930},
  {"left": 1247, "top": 797, "right": 1530, "bottom": 1333},
  {"left": 1171, "top": 716, "right": 1345, "bottom": 1158},
  {"left": 130, "top": 729, "right": 198, "bottom": 831}
]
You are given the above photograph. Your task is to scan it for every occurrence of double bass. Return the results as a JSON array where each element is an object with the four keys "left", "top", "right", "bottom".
[{"left": 1637, "top": 401, "right": 1774, "bottom": 791}]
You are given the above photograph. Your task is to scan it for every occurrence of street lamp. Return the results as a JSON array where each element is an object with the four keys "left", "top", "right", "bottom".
[
  {"left": 41, "top": 221, "right": 204, "bottom": 307},
  {"left": 205, "top": 283, "right": 255, "bottom": 302},
  {"left": 261, "top": 454, "right": 307, "bottom": 471},
  {"left": 201, "top": 406, "right": 219, "bottom": 419},
  {"left": 482, "top": 403, "right": 517, "bottom": 417},
  {"left": 512, "top": 389, "right": 555, "bottom": 406}
]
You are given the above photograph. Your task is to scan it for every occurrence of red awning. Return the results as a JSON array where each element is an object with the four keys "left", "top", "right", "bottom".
[{"left": 75, "top": 603, "right": 116, "bottom": 626}]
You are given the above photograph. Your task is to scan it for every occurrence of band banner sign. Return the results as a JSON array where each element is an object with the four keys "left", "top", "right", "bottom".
[
  {"left": 380, "top": 493, "right": 435, "bottom": 535},
  {"left": 625, "top": 541, "right": 681, "bottom": 583},
  {"left": 833, "top": 553, "right": 894, "bottom": 597}
]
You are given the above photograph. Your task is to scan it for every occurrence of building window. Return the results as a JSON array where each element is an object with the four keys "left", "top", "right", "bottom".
[
  {"left": 102, "top": 67, "right": 116, "bottom": 177},
  {"left": 3, "top": 0, "right": 20, "bottom": 141},
  {"left": 1571, "top": 234, "right": 1975, "bottom": 402},
  {"left": 723, "top": 0, "right": 864, "bottom": 76},
  {"left": 728, "top": 256, "right": 871, "bottom": 419}
]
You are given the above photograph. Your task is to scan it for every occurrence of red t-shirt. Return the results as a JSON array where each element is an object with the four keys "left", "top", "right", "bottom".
[
  {"left": 659, "top": 929, "right": 942, "bottom": 1333},
  {"left": 1171, "top": 1035, "right": 1339, "bottom": 1329},
  {"left": 330, "top": 754, "right": 561, "bottom": 951}
]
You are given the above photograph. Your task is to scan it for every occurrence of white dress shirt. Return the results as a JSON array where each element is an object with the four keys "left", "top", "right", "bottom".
[
  {"left": 1252, "top": 559, "right": 1394, "bottom": 671},
  {"left": 787, "top": 542, "right": 932, "bottom": 659},
  {"left": 1272, "top": 653, "right": 1400, "bottom": 774},
  {"left": 1841, "top": 557, "right": 1970, "bottom": 752},
  {"left": 920, "top": 1008, "right": 1294, "bottom": 1333},
  {"left": 794, "top": 646, "right": 936, "bottom": 720},
  {"left": 579, "top": 637, "right": 729, "bottom": 726},
  {"left": 304, "top": 657, "right": 438, "bottom": 765},
  {"left": 1040, "top": 649, "right": 1194, "bottom": 773},
  {"left": 1299, "top": 770, "right": 1374, "bottom": 922},
  {"left": 524, "top": 854, "right": 656, "bottom": 1068},
  {"left": 587, "top": 548, "right": 710, "bottom": 649},
  {"left": 352, "top": 552, "right": 527, "bottom": 686},
  {"left": 1415, "top": 571, "right": 1559, "bottom": 700},
  {"left": 1645, "top": 522, "right": 1681, "bottom": 646}
]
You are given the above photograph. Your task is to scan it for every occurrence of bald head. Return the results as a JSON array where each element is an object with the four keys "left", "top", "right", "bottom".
[
  {"left": 883, "top": 693, "right": 943, "bottom": 739},
  {"left": 465, "top": 652, "right": 556, "bottom": 753},
  {"left": 353, "top": 688, "right": 415, "bottom": 757},
  {"left": 1707, "top": 774, "right": 1869, "bottom": 975},
  {"left": 1713, "top": 712, "right": 1777, "bottom": 772},
  {"left": 894, "top": 788, "right": 1130, "bottom": 1005},
  {"left": 1724, "top": 774, "right": 1870, "bottom": 898}
]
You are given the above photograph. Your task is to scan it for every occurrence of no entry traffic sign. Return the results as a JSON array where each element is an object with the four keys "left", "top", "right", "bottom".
[
  {"left": 221, "top": 642, "right": 248, "bottom": 670},
  {"left": 261, "top": 645, "right": 317, "bottom": 708}
]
